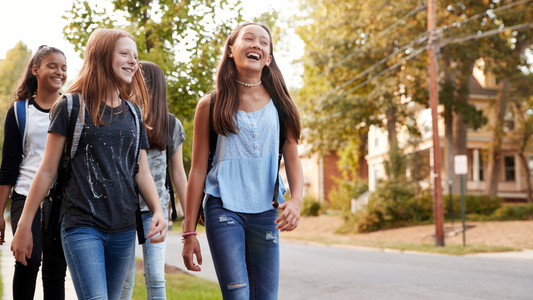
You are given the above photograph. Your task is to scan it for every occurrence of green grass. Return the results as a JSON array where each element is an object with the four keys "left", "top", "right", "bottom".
[
  {"left": 285, "top": 236, "right": 517, "bottom": 256},
  {"left": 132, "top": 272, "right": 222, "bottom": 300}
]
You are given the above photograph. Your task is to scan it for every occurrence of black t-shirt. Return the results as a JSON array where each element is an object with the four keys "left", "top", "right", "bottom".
[{"left": 49, "top": 98, "right": 149, "bottom": 233}]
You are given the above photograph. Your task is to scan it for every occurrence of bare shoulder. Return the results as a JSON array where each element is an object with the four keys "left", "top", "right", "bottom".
[{"left": 196, "top": 95, "right": 212, "bottom": 111}]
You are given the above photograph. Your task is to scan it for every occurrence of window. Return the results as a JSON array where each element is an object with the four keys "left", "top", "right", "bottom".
[
  {"left": 529, "top": 155, "right": 533, "bottom": 177},
  {"left": 504, "top": 156, "right": 515, "bottom": 181}
]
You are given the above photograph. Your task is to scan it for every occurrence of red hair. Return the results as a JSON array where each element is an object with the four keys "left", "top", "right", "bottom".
[{"left": 56, "top": 28, "right": 149, "bottom": 125}]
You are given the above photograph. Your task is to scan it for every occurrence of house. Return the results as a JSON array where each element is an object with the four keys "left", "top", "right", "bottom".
[
  {"left": 366, "top": 60, "right": 533, "bottom": 201},
  {"left": 280, "top": 144, "right": 368, "bottom": 203}
]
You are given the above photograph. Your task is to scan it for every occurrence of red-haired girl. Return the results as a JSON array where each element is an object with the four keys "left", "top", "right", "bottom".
[{"left": 11, "top": 29, "right": 167, "bottom": 300}]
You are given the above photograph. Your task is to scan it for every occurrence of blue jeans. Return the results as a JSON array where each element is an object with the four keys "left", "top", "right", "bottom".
[
  {"left": 205, "top": 196, "right": 280, "bottom": 300},
  {"left": 60, "top": 217, "right": 136, "bottom": 300},
  {"left": 121, "top": 210, "right": 168, "bottom": 300}
]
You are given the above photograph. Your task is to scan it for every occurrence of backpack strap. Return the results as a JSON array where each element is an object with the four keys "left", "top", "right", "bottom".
[
  {"left": 14, "top": 100, "right": 29, "bottom": 148},
  {"left": 124, "top": 100, "right": 146, "bottom": 245},
  {"left": 208, "top": 93, "right": 217, "bottom": 168},
  {"left": 271, "top": 99, "right": 286, "bottom": 208},
  {"left": 166, "top": 113, "right": 178, "bottom": 221},
  {"left": 65, "top": 93, "right": 86, "bottom": 159},
  {"left": 55, "top": 94, "right": 80, "bottom": 205}
]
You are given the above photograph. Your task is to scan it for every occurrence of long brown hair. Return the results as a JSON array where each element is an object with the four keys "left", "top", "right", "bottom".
[
  {"left": 12, "top": 45, "right": 65, "bottom": 106},
  {"left": 57, "top": 28, "right": 149, "bottom": 126},
  {"left": 140, "top": 61, "right": 168, "bottom": 151},
  {"left": 214, "top": 22, "right": 301, "bottom": 141}
]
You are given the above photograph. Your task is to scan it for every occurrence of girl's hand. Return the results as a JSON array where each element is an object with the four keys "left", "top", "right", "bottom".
[
  {"left": 146, "top": 212, "right": 168, "bottom": 243},
  {"left": 11, "top": 227, "right": 33, "bottom": 266},
  {"left": 275, "top": 199, "right": 302, "bottom": 232},
  {"left": 182, "top": 235, "right": 202, "bottom": 272}
]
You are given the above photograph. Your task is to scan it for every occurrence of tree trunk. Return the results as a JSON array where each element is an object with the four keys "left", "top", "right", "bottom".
[
  {"left": 358, "top": 131, "right": 368, "bottom": 179},
  {"left": 386, "top": 105, "right": 398, "bottom": 181},
  {"left": 518, "top": 153, "right": 532, "bottom": 203},
  {"left": 485, "top": 79, "right": 511, "bottom": 196}
]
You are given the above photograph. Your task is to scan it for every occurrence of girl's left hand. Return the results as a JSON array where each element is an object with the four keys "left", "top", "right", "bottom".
[
  {"left": 275, "top": 199, "right": 302, "bottom": 232},
  {"left": 146, "top": 212, "right": 168, "bottom": 243}
]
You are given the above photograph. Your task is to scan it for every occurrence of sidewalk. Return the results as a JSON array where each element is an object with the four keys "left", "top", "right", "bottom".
[{"left": 0, "top": 223, "right": 77, "bottom": 299}]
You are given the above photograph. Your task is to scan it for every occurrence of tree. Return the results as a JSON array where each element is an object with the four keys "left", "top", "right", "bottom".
[
  {"left": 509, "top": 83, "right": 533, "bottom": 203},
  {"left": 295, "top": 0, "right": 429, "bottom": 180},
  {"left": 481, "top": 1, "right": 533, "bottom": 196},
  {"left": 0, "top": 41, "right": 32, "bottom": 110},
  {"left": 63, "top": 0, "right": 245, "bottom": 169},
  {"left": 0, "top": 41, "right": 33, "bottom": 161}
]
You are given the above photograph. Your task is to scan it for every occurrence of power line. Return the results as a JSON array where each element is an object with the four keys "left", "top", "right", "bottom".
[
  {"left": 314, "top": 2, "right": 427, "bottom": 80},
  {"left": 310, "top": 45, "right": 429, "bottom": 112},
  {"left": 440, "top": 21, "right": 533, "bottom": 45},
  {"left": 300, "top": 31, "right": 428, "bottom": 110},
  {"left": 436, "top": 0, "right": 532, "bottom": 35},
  {"left": 299, "top": 1, "right": 532, "bottom": 113}
]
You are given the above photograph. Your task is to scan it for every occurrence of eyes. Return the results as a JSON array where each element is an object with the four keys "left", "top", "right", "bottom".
[
  {"left": 244, "top": 37, "right": 269, "bottom": 46},
  {"left": 48, "top": 65, "right": 67, "bottom": 72},
  {"left": 121, "top": 52, "right": 138, "bottom": 61}
]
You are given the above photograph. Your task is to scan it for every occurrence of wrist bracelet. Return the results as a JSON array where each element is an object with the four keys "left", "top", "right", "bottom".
[{"left": 182, "top": 232, "right": 197, "bottom": 238}]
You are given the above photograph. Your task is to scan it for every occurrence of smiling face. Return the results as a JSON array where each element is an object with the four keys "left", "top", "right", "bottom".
[
  {"left": 112, "top": 37, "right": 138, "bottom": 85},
  {"left": 32, "top": 52, "right": 67, "bottom": 92},
  {"left": 229, "top": 24, "right": 272, "bottom": 74}
]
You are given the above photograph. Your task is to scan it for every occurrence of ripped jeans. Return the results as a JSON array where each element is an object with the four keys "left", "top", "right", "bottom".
[{"left": 205, "top": 196, "right": 279, "bottom": 300}]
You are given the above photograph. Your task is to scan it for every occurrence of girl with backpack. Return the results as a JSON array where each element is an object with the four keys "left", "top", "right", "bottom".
[
  {"left": 120, "top": 61, "right": 187, "bottom": 299},
  {"left": 182, "top": 22, "right": 303, "bottom": 300},
  {"left": 11, "top": 28, "right": 168, "bottom": 300},
  {"left": 0, "top": 45, "right": 68, "bottom": 300}
]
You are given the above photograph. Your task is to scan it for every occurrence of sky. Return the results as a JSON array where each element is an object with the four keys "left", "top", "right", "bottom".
[{"left": 0, "top": 0, "right": 304, "bottom": 87}]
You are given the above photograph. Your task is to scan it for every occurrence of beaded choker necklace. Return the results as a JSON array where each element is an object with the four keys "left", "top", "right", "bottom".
[{"left": 235, "top": 79, "right": 262, "bottom": 87}]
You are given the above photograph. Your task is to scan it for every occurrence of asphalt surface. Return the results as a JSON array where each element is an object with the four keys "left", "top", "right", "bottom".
[
  {"left": 154, "top": 232, "right": 533, "bottom": 300},
  {"left": 2, "top": 227, "right": 531, "bottom": 300}
]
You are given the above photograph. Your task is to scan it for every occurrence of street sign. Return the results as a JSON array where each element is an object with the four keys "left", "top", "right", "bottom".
[{"left": 454, "top": 155, "right": 468, "bottom": 175}]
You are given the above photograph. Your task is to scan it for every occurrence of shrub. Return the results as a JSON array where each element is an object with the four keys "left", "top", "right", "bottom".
[
  {"left": 328, "top": 180, "right": 368, "bottom": 212},
  {"left": 467, "top": 204, "right": 533, "bottom": 221},
  {"left": 301, "top": 195, "right": 321, "bottom": 216},
  {"left": 442, "top": 194, "right": 503, "bottom": 220}
]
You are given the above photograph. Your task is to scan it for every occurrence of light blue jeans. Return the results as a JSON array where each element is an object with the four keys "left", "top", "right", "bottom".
[
  {"left": 205, "top": 196, "right": 280, "bottom": 300},
  {"left": 121, "top": 210, "right": 168, "bottom": 300},
  {"left": 60, "top": 217, "right": 136, "bottom": 300}
]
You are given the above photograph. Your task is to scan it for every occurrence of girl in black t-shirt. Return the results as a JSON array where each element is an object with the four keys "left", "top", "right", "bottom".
[
  {"left": 11, "top": 29, "right": 167, "bottom": 300},
  {"left": 0, "top": 45, "right": 68, "bottom": 300}
]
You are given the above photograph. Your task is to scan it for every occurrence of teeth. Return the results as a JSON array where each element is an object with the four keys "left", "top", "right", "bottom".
[{"left": 247, "top": 53, "right": 260, "bottom": 59}]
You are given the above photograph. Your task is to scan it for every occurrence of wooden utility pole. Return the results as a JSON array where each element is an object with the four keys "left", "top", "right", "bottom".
[{"left": 428, "top": 0, "right": 445, "bottom": 247}]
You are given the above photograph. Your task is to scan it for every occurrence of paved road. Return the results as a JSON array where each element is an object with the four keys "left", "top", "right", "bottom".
[{"left": 145, "top": 232, "right": 533, "bottom": 300}]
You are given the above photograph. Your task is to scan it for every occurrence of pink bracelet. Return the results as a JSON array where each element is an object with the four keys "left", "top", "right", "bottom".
[{"left": 182, "top": 232, "right": 197, "bottom": 238}]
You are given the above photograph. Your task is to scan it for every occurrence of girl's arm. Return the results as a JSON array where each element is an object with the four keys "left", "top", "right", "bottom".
[
  {"left": 182, "top": 95, "right": 211, "bottom": 272},
  {"left": 275, "top": 130, "right": 303, "bottom": 232},
  {"left": 136, "top": 149, "right": 167, "bottom": 243},
  {"left": 0, "top": 185, "right": 12, "bottom": 245},
  {"left": 11, "top": 132, "right": 66, "bottom": 265},
  {"left": 170, "top": 144, "right": 187, "bottom": 213}
]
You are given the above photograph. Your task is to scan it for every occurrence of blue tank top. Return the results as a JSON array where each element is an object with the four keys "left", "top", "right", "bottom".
[{"left": 204, "top": 99, "right": 286, "bottom": 213}]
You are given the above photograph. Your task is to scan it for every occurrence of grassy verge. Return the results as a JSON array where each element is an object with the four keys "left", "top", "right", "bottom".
[
  {"left": 132, "top": 272, "right": 221, "bottom": 300},
  {"left": 283, "top": 236, "right": 517, "bottom": 256}
]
